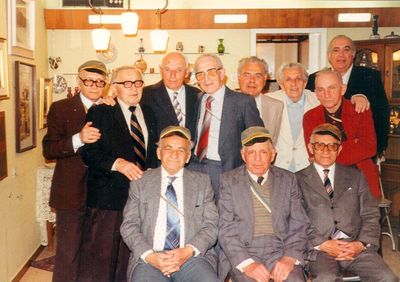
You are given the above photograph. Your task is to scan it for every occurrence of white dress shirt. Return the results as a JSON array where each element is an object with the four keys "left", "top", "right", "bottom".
[
  {"left": 313, "top": 162, "right": 336, "bottom": 190},
  {"left": 166, "top": 85, "right": 186, "bottom": 127}
]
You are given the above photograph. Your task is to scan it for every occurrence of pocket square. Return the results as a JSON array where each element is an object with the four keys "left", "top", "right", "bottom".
[{"left": 347, "top": 187, "right": 352, "bottom": 190}]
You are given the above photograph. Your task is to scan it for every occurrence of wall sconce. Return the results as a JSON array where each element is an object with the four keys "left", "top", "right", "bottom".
[
  {"left": 48, "top": 56, "right": 62, "bottom": 70},
  {"left": 120, "top": 0, "right": 139, "bottom": 35},
  {"left": 89, "top": 0, "right": 111, "bottom": 51},
  {"left": 150, "top": 0, "right": 169, "bottom": 52}
]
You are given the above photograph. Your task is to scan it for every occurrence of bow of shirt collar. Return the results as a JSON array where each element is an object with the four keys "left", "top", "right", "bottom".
[
  {"left": 80, "top": 93, "right": 99, "bottom": 110},
  {"left": 161, "top": 166, "right": 184, "bottom": 180},
  {"left": 313, "top": 162, "right": 336, "bottom": 185},
  {"left": 203, "top": 85, "right": 225, "bottom": 103},
  {"left": 247, "top": 169, "right": 269, "bottom": 186},
  {"left": 340, "top": 64, "right": 353, "bottom": 85},
  {"left": 166, "top": 85, "right": 185, "bottom": 98},
  {"left": 285, "top": 92, "right": 306, "bottom": 107}
]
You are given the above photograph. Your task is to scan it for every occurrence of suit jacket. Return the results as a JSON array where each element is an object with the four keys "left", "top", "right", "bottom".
[
  {"left": 296, "top": 163, "right": 380, "bottom": 260},
  {"left": 80, "top": 101, "right": 158, "bottom": 211},
  {"left": 268, "top": 89, "right": 320, "bottom": 172},
  {"left": 120, "top": 167, "right": 219, "bottom": 280},
  {"left": 306, "top": 66, "right": 390, "bottom": 154},
  {"left": 303, "top": 99, "right": 381, "bottom": 198},
  {"left": 259, "top": 94, "right": 283, "bottom": 145},
  {"left": 218, "top": 165, "right": 309, "bottom": 280},
  {"left": 42, "top": 94, "right": 88, "bottom": 210},
  {"left": 142, "top": 81, "right": 202, "bottom": 140}
]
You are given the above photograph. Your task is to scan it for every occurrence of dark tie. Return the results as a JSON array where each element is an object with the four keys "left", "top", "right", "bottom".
[
  {"left": 164, "top": 177, "right": 180, "bottom": 250},
  {"left": 257, "top": 176, "right": 264, "bottom": 185},
  {"left": 323, "top": 169, "right": 334, "bottom": 199},
  {"left": 128, "top": 106, "right": 146, "bottom": 170},
  {"left": 196, "top": 96, "right": 214, "bottom": 161},
  {"left": 172, "top": 92, "right": 183, "bottom": 126}
]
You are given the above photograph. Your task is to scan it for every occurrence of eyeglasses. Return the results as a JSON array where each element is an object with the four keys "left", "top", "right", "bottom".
[
  {"left": 78, "top": 77, "right": 107, "bottom": 88},
  {"left": 195, "top": 67, "right": 222, "bottom": 81},
  {"left": 311, "top": 142, "right": 341, "bottom": 152},
  {"left": 112, "top": 80, "right": 144, "bottom": 88}
]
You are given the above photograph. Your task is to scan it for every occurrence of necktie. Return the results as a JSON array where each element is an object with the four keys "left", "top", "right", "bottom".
[
  {"left": 257, "top": 176, "right": 264, "bottom": 185},
  {"left": 323, "top": 169, "right": 334, "bottom": 199},
  {"left": 172, "top": 92, "right": 183, "bottom": 127},
  {"left": 128, "top": 106, "right": 146, "bottom": 170},
  {"left": 196, "top": 96, "right": 214, "bottom": 161},
  {"left": 164, "top": 177, "right": 180, "bottom": 250}
]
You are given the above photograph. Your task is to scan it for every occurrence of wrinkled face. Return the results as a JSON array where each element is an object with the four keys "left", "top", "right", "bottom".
[
  {"left": 315, "top": 72, "right": 347, "bottom": 113},
  {"left": 278, "top": 67, "right": 307, "bottom": 102},
  {"left": 241, "top": 141, "right": 276, "bottom": 177},
  {"left": 195, "top": 56, "right": 226, "bottom": 94},
  {"left": 112, "top": 69, "right": 143, "bottom": 106},
  {"left": 77, "top": 70, "right": 107, "bottom": 102},
  {"left": 157, "top": 135, "right": 191, "bottom": 175},
  {"left": 238, "top": 62, "right": 267, "bottom": 96},
  {"left": 308, "top": 134, "right": 342, "bottom": 168},
  {"left": 160, "top": 53, "right": 189, "bottom": 91},
  {"left": 328, "top": 37, "right": 355, "bottom": 75}
]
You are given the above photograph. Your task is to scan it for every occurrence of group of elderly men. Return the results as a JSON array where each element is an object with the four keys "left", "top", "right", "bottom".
[{"left": 43, "top": 34, "right": 397, "bottom": 282}]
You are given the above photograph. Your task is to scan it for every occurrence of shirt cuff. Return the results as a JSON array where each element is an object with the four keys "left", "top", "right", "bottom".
[
  {"left": 141, "top": 249, "right": 154, "bottom": 263},
  {"left": 72, "top": 133, "right": 84, "bottom": 152},
  {"left": 111, "top": 159, "right": 118, "bottom": 171},
  {"left": 314, "top": 245, "right": 321, "bottom": 251},
  {"left": 185, "top": 244, "right": 200, "bottom": 257},
  {"left": 236, "top": 258, "right": 255, "bottom": 272}
]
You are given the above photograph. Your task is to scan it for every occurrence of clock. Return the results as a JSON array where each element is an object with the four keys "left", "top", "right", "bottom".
[
  {"left": 97, "top": 43, "right": 118, "bottom": 64},
  {"left": 53, "top": 75, "right": 68, "bottom": 94}
]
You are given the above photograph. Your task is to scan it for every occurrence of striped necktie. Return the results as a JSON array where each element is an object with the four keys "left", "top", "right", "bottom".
[
  {"left": 128, "top": 106, "right": 146, "bottom": 170},
  {"left": 323, "top": 169, "right": 334, "bottom": 199},
  {"left": 196, "top": 96, "right": 214, "bottom": 161},
  {"left": 172, "top": 91, "right": 183, "bottom": 126},
  {"left": 164, "top": 176, "right": 180, "bottom": 250}
]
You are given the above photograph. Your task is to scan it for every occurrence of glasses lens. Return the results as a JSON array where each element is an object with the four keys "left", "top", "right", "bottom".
[
  {"left": 327, "top": 143, "right": 339, "bottom": 152},
  {"left": 206, "top": 68, "right": 218, "bottom": 77},
  {"left": 122, "top": 81, "right": 134, "bottom": 88},
  {"left": 81, "top": 78, "right": 106, "bottom": 88},
  {"left": 312, "top": 142, "right": 339, "bottom": 151},
  {"left": 313, "top": 143, "right": 325, "bottom": 151},
  {"left": 95, "top": 80, "right": 106, "bottom": 88},
  {"left": 195, "top": 72, "right": 205, "bottom": 81},
  {"left": 133, "top": 80, "right": 144, "bottom": 88}
]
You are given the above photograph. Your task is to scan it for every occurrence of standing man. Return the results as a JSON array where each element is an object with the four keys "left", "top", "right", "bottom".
[
  {"left": 142, "top": 52, "right": 201, "bottom": 139},
  {"left": 79, "top": 66, "right": 158, "bottom": 282},
  {"left": 296, "top": 123, "right": 397, "bottom": 282},
  {"left": 121, "top": 126, "right": 219, "bottom": 282},
  {"left": 218, "top": 126, "right": 309, "bottom": 282},
  {"left": 306, "top": 34, "right": 390, "bottom": 155},
  {"left": 303, "top": 69, "right": 381, "bottom": 198},
  {"left": 238, "top": 56, "right": 283, "bottom": 145},
  {"left": 42, "top": 60, "right": 107, "bottom": 282},
  {"left": 190, "top": 53, "right": 264, "bottom": 196}
]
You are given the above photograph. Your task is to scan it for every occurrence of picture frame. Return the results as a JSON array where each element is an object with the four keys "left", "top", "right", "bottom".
[
  {"left": 39, "top": 78, "right": 53, "bottom": 129},
  {"left": 15, "top": 61, "right": 36, "bottom": 152},
  {"left": 7, "top": 0, "right": 36, "bottom": 59},
  {"left": 0, "top": 38, "right": 9, "bottom": 100},
  {"left": 0, "top": 112, "right": 7, "bottom": 181}
]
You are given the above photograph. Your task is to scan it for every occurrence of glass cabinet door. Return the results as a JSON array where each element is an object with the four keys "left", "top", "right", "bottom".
[{"left": 385, "top": 44, "right": 400, "bottom": 102}]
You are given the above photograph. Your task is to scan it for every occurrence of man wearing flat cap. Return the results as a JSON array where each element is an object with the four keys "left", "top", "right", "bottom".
[
  {"left": 296, "top": 123, "right": 397, "bottom": 281},
  {"left": 42, "top": 60, "right": 108, "bottom": 282},
  {"left": 121, "top": 126, "right": 219, "bottom": 282},
  {"left": 218, "top": 126, "right": 309, "bottom": 282}
]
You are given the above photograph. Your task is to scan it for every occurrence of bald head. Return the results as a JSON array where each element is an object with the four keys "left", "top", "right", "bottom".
[{"left": 160, "top": 52, "right": 189, "bottom": 91}]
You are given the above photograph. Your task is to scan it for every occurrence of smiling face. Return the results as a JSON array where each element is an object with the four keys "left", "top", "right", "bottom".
[
  {"left": 160, "top": 53, "right": 189, "bottom": 91},
  {"left": 112, "top": 68, "right": 143, "bottom": 106},
  {"left": 238, "top": 62, "right": 267, "bottom": 97},
  {"left": 278, "top": 67, "right": 307, "bottom": 102},
  {"left": 315, "top": 71, "right": 347, "bottom": 113},
  {"left": 157, "top": 135, "right": 191, "bottom": 175},
  {"left": 77, "top": 70, "right": 107, "bottom": 102},
  {"left": 241, "top": 141, "right": 276, "bottom": 177},
  {"left": 328, "top": 36, "right": 355, "bottom": 75},
  {"left": 308, "top": 134, "right": 342, "bottom": 168}
]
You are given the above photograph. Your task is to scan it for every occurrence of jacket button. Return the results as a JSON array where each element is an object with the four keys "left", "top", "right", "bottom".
[
  {"left": 334, "top": 220, "right": 338, "bottom": 224},
  {"left": 330, "top": 206, "right": 334, "bottom": 209},
  {"left": 244, "top": 242, "right": 249, "bottom": 247}
]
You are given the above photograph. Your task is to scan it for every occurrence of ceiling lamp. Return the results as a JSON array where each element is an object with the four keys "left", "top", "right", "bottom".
[
  {"left": 151, "top": 0, "right": 169, "bottom": 52},
  {"left": 89, "top": 0, "right": 110, "bottom": 51},
  {"left": 120, "top": 0, "right": 139, "bottom": 35},
  {"left": 338, "top": 13, "right": 371, "bottom": 22}
]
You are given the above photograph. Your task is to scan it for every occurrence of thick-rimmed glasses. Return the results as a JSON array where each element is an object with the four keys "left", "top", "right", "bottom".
[
  {"left": 311, "top": 142, "right": 340, "bottom": 152},
  {"left": 78, "top": 77, "right": 107, "bottom": 88},
  {"left": 112, "top": 80, "right": 144, "bottom": 88},
  {"left": 195, "top": 67, "right": 222, "bottom": 81}
]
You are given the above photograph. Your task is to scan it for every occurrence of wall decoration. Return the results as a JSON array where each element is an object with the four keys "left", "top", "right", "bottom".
[
  {"left": 0, "top": 38, "right": 9, "bottom": 100},
  {"left": 7, "top": 0, "right": 36, "bottom": 59},
  {"left": 15, "top": 61, "right": 36, "bottom": 152},
  {"left": 0, "top": 112, "right": 7, "bottom": 181},
  {"left": 39, "top": 78, "right": 53, "bottom": 129},
  {"left": 52, "top": 74, "right": 68, "bottom": 94}
]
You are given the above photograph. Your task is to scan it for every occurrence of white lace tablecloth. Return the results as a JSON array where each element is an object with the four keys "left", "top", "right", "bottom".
[{"left": 36, "top": 166, "right": 56, "bottom": 246}]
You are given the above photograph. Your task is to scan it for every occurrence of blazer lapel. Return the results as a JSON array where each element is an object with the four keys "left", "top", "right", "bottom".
[
  {"left": 113, "top": 102, "right": 132, "bottom": 140},
  {"left": 219, "top": 88, "right": 235, "bottom": 148},
  {"left": 154, "top": 82, "right": 177, "bottom": 122},
  {"left": 332, "top": 165, "right": 351, "bottom": 201},
  {"left": 304, "top": 165, "right": 330, "bottom": 200},
  {"left": 183, "top": 170, "right": 197, "bottom": 224},
  {"left": 235, "top": 166, "right": 254, "bottom": 230},
  {"left": 146, "top": 168, "right": 163, "bottom": 237}
]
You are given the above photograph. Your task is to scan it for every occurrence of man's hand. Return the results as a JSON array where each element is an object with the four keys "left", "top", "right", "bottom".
[
  {"left": 351, "top": 95, "right": 370, "bottom": 113},
  {"left": 145, "top": 252, "right": 177, "bottom": 276},
  {"left": 115, "top": 158, "right": 143, "bottom": 180},
  {"left": 335, "top": 241, "right": 364, "bottom": 261},
  {"left": 320, "top": 240, "right": 354, "bottom": 261},
  {"left": 79, "top": 122, "right": 101, "bottom": 144},
  {"left": 162, "top": 246, "right": 194, "bottom": 275},
  {"left": 243, "top": 262, "right": 271, "bottom": 282},
  {"left": 271, "top": 256, "right": 296, "bottom": 282},
  {"left": 99, "top": 96, "right": 116, "bottom": 106}
]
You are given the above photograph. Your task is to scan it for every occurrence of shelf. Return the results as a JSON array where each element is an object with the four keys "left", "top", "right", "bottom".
[{"left": 134, "top": 52, "right": 230, "bottom": 55}]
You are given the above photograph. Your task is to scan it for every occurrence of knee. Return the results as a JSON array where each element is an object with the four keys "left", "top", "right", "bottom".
[
  {"left": 310, "top": 271, "right": 339, "bottom": 282},
  {"left": 379, "top": 271, "right": 398, "bottom": 282}
]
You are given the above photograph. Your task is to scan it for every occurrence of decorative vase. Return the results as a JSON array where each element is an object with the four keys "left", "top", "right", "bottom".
[
  {"left": 217, "top": 38, "right": 225, "bottom": 54},
  {"left": 176, "top": 41, "right": 184, "bottom": 52},
  {"left": 134, "top": 54, "right": 147, "bottom": 73},
  {"left": 138, "top": 38, "right": 145, "bottom": 53}
]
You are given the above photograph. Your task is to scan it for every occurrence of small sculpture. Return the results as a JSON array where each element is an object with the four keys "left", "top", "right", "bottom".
[
  {"left": 138, "top": 38, "right": 145, "bottom": 53},
  {"left": 370, "top": 15, "right": 380, "bottom": 39},
  {"left": 48, "top": 56, "right": 62, "bottom": 70},
  {"left": 176, "top": 42, "right": 184, "bottom": 52}
]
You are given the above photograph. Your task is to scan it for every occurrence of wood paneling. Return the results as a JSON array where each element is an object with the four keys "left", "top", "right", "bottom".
[{"left": 44, "top": 8, "right": 400, "bottom": 30}]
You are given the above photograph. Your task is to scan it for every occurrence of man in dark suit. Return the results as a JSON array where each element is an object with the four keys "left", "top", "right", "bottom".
[
  {"left": 189, "top": 53, "right": 264, "bottom": 196},
  {"left": 120, "top": 126, "right": 219, "bottom": 282},
  {"left": 218, "top": 126, "right": 309, "bottom": 282},
  {"left": 78, "top": 65, "right": 157, "bottom": 282},
  {"left": 42, "top": 60, "right": 107, "bottom": 282},
  {"left": 296, "top": 123, "right": 397, "bottom": 282},
  {"left": 306, "top": 34, "right": 390, "bottom": 155},
  {"left": 142, "top": 52, "right": 201, "bottom": 139}
]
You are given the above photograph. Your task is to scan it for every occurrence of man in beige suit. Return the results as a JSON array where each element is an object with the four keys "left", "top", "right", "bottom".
[{"left": 238, "top": 56, "right": 283, "bottom": 145}]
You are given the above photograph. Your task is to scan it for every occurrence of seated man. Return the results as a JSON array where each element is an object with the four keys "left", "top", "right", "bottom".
[
  {"left": 296, "top": 123, "right": 397, "bottom": 282},
  {"left": 121, "top": 126, "right": 219, "bottom": 282},
  {"left": 218, "top": 126, "right": 309, "bottom": 282},
  {"left": 303, "top": 69, "right": 381, "bottom": 199}
]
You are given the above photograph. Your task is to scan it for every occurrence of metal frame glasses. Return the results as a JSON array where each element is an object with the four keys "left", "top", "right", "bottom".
[
  {"left": 311, "top": 142, "right": 341, "bottom": 152},
  {"left": 195, "top": 67, "right": 222, "bottom": 81},
  {"left": 112, "top": 80, "right": 144, "bottom": 88},
  {"left": 78, "top": 76, "right": 107, "bottom": 88}
]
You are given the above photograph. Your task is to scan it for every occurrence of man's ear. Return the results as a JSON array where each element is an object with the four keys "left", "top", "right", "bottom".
[
  {"left": 156, "top": 147, "right": 161, "bottom": 161},
  {"left": 307, "top": 143, "right": 314, "bottom": 155},
  {"left": 340, "top": 83, "right": 347, "bottom": 96}
]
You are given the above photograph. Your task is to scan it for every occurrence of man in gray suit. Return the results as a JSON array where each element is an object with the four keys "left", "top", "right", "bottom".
[
  {"left": 218, "top": 126, "right": 309, "bottom": 282},
  {"left": 296, "top": 123, "right": 397, "bottom": 282},
  {"left": 121, "top": 126, "right": 219, "bottom": 282},
  {"left": 238, "top": 56, "right": 283, "bottom": 145}
]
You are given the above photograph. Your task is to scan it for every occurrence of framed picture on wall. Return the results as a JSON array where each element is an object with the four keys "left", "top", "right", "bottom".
[
  {"left": 39, "top": 78, "right": 53, "bottom": 129},
  {"left": 0, "top": 38, "right": 9, "bottom": 100},
  {"left": 7, "top": 0, "right": 36, "bottom": 59},
  {"left": 0, "top": 112, "right": 7, "bottom": 181},
  {"left": 15, "top": 61, "right": 36, "bottom": 152}
]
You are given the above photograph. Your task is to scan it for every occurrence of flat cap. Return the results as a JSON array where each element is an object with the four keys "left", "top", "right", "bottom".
[
  {"left": 241, "top": 126, "right": 272, "bottom": 146},
  {"left": 311, "top": 123, "right": 342, "bottom": 141},
  {"left": 160, "top": 126, "right": 191, "bottom": 141},
  {"left": 78, "top": 60, "right": 107, "bottom": 75}
]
